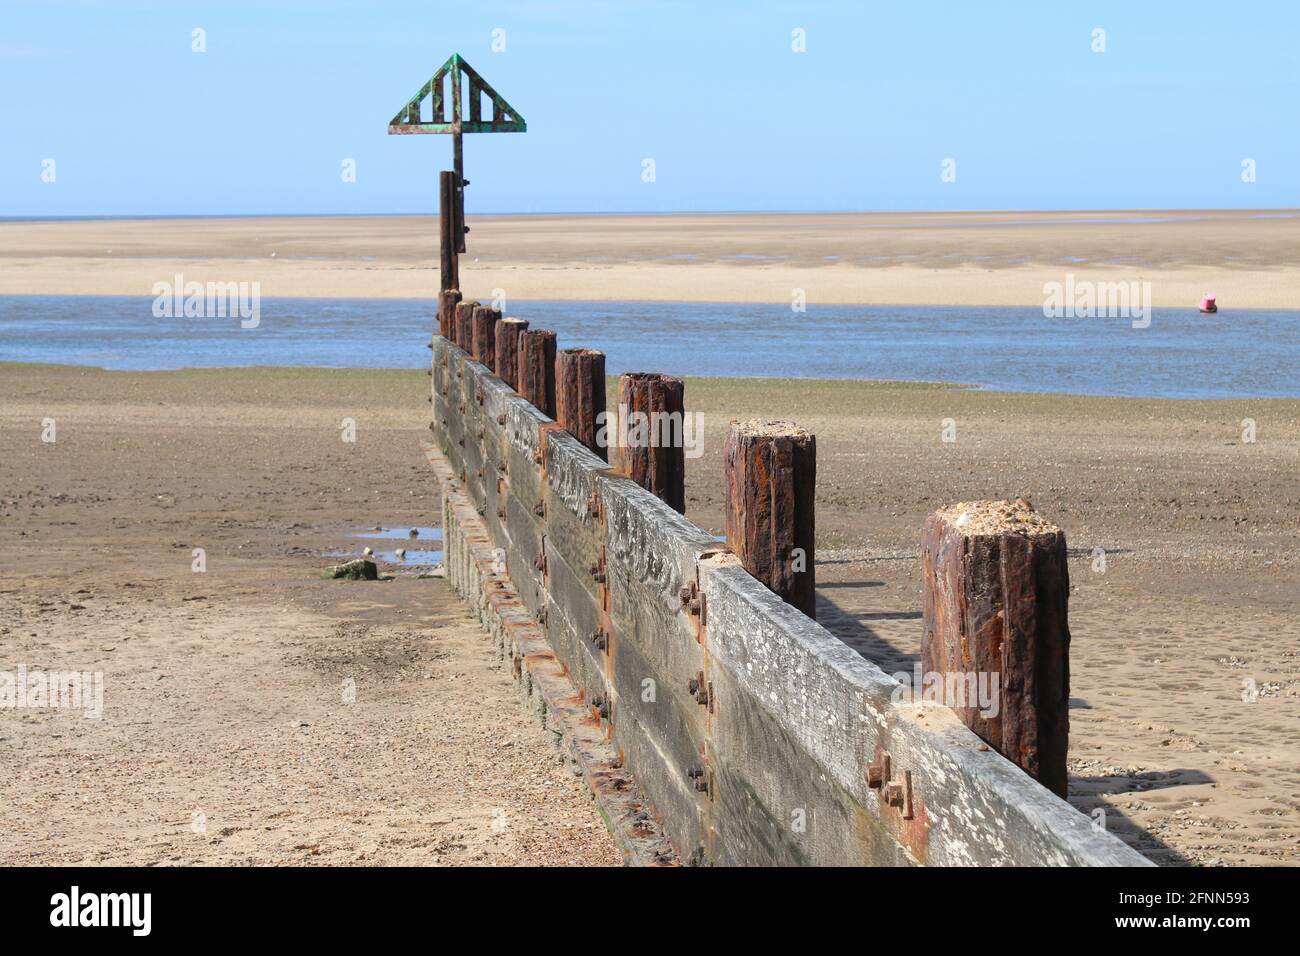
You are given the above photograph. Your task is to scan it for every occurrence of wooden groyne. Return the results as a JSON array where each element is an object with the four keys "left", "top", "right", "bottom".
[
  {"left": 422, "top": 149, "right": 1147, "bottom": 865},
  {"left": 425, "top": 331, "right": 1149, "bottom": 867}
]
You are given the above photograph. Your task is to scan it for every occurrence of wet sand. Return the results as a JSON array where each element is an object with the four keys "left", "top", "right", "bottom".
[
  {"left": 1, "top": 364, "right": 1295, "bottom": 865},
  {"left": 1, "top": 209, "right": 1296, "bottom": 308},
  {"left": 0, "top": 365, "right": 622, "bottom": 866}
]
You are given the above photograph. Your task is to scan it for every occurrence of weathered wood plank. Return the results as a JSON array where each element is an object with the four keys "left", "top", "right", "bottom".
[
  {"left": 920, "top": 499, "right": 1071, "bottom": 797},
  {"left": 494, "top": 317, "right": 528, "bottom": 389},
  {"left": 724, "top": 419, "right": 817, "bottom": 618},
  {"left": 615, "top": 372, "right": 685, "bottom": 514},
  {"left": 518, "top": 329, "right": 557, "bottom": 419},
  {"left": 555, "top": 347, "right": 607, "bottom": 460}
]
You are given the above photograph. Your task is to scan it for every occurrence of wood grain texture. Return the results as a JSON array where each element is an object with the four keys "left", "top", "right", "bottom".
[
  {"left": 471, "top": 304, "right": 501, "bottom": 368},
  {"left": 555, "top": 348, "right": 607, "bottom": 460},
  {"left": 453, "top": 300, "right": 479, "bottom": 351},
  {"left": 615, "top": 372, "right": 685, "bottom": 515},
  {"left": 920, "top": 509, "right": 1071, "bottom": 797},
  {"left": 494, "top": 317, "right": 528, "bottom": 389},
  {"left": 724, "top": 420, "right": 816, "bottom": 618},
  {"left": 437, "top": 289, "right": 462, "bottom": 340},
  {"left": 517, "top": 329, "right": 557, "bottom": 419}
]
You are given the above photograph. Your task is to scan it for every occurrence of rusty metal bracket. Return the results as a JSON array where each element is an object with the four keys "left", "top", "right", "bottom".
[
  {"left": 678, "top": 581, "right": 702, "bottom": 616},
  {"left": 686, "top": 766, "right": 711, "bottom": 799},
  {"left": 687, "top": 670, "right": 713, "bottom": 712},
  {"left": 867, "top": 751, "right": 891, "bottom": 790},
  {"left": 867, "top": 751, "right": 915, "bottom": 821}
]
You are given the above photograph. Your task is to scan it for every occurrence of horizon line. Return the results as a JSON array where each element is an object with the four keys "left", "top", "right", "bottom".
[{"left": 3, "top": 205, "right": 1298, "bottom": 224}]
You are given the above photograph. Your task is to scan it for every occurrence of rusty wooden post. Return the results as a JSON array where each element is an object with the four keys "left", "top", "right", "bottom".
[
  {"left": 437, "top": 289, "right": 462, "bottom": 340},
  {"left": 724, "top": 420, "right": 816, "bottom": 618},
  {"left": 471, "top": 304, "right": 500, "bottom": 367},
  {"left": 616, "top": 372, "right": 686, "bottom": 514},
  {"left": 517, "top": 329, "right": 557, "bottom": 418},
  {"left": 555, "top": 348, "right": 607, "bottom": 460},
  {"left": 439, "top": 170, "right": 459, "bottom": 292},
  {"left": 920, "top": 498, "right": 1071, "bottom": 797},
  {"left": 494, "top": 317, "right": 528, "bottom": 389},
  {"left": 453, "top": 300, "right": 478, "bottom": 351}
]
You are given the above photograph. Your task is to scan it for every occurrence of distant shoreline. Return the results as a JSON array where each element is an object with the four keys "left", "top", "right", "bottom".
[
  {"left": 1, "top": 209, "right": 1297, "bottom": 309},
  {"left": 3, "top": 207, "right": 1296, "bottom": 223}
]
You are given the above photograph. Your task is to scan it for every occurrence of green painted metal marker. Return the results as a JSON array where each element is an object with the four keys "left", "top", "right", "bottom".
[{"left": 389, "top": 54, "right": 527, "bottom": 255}]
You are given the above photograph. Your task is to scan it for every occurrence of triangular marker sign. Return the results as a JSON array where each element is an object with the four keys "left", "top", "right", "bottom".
[{"left": 388, "top": 53, "right": 526, "bottom": 134}]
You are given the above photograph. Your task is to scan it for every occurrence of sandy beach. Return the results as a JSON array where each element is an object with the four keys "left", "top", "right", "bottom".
[
  {"left": 0, "top": 365, "right": 622, "bottom": 866},
  {"left": 1, "top": 364, "right": 1295, "bottom": 866},
  {"left": 1, "top": 209, "right": 1297, "bottom": 308}
]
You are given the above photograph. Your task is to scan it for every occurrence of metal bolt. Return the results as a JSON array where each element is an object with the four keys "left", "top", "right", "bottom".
[
  {"left": 687, "top": 768, "right": 704, "bottom": 779},
  {"left": 884, "top": 781, "right": 905, "bottom": 808},
  {"left": 533, "top": 501, "right": 544, "bottom": 517},
  {"left": 694, "top": 778, "right": 710, "bottom": 794},
  {"left": 867, "top": 752, "right": 891, "bottom": 790},
  {"left": 497, "top": 414, "right": 506, "bottom": 425}
]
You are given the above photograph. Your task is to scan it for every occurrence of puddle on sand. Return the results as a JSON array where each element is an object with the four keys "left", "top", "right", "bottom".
[
  {"left": 322, "top": 526, "right": 447, "bottom": 569},
  {"left": 356, "top": 526, "right": 443, "bottom": 541},
  {"left": 326, "top": 547, "right": 445, "bottom": 567}
]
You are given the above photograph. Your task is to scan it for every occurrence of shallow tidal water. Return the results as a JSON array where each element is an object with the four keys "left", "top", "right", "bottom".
[{"left": 1, "top": 295, "right": 1295, "bottom": 399}]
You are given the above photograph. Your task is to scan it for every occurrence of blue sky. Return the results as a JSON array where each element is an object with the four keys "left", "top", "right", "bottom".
[{"left": 2, "top": 0, "right": 1296, "bottom": 216}]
